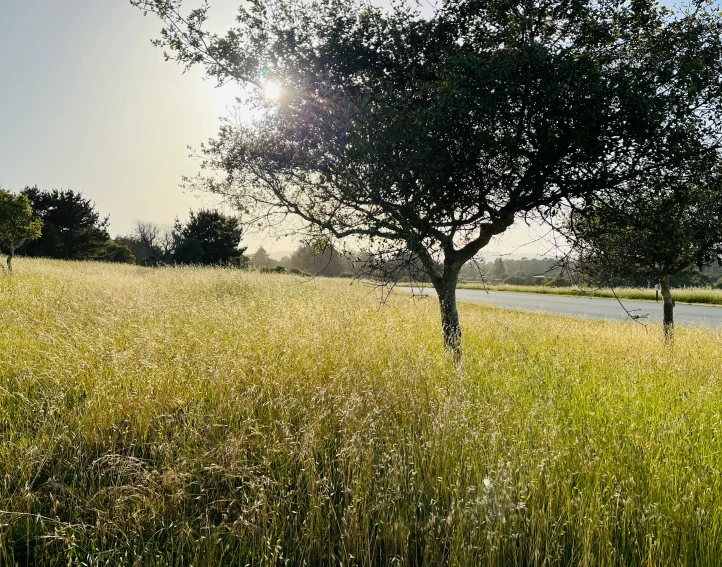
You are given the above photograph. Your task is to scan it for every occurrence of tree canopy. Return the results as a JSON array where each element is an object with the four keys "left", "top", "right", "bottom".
[
  {"left": 134, "top": 0, "right": 722, "bottom": 357},
  {"left": 21, "top": 187, "right": 112, "bottom": 261},
  {"left": 0, "top": 190, "right": 43, "bottom": 273},
  {"left": 174, "top": 209, "right": 246, "bottom": 265}
]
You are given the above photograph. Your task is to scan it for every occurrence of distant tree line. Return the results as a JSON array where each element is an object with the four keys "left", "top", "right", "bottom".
[
  {"left": 0, "top": 185, "right": 412, "bottom": 277},
  {"left": 4, "top": 185, "right": 722, "bottom": 315},
  {"left": 459, "top": 257, "right": 563, "bottom": 286},
  {"left": 0, "top": 186, "right": 249, "bottom": 269},
  {"left": 247, "top": 242, "right": 354, "bottom": 277},
  {"left": 461, "top": 256, "right": 722, "bottom": 289},
  {"left": 117, "top": 210, "right": 247, "bottom": 267}
]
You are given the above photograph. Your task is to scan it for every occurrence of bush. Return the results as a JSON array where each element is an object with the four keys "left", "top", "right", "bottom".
[
  {"left": 339, "top": 272, "right": 355, "bottom": 279},
  {"left": 228, "top": 255, "right": 249, "bottom": 269},
  {"left": 543, "top": 276, "right": 572, "bottom": 287},
  {"left": 260, "top": 265, "right": 287, "bottom": 274},
  {"left": 715, "top": 276, "right": 722, "bottom": 289},
  {"left": 96, "top": 240, "right": 136, "bottom": 264},
  {"left": 503, "top": 275, "right": 530, "bottom": 286}
]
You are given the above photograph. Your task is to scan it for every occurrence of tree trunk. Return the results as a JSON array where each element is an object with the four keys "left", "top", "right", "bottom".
[
  {"left": 6, "top": 242, "right": 13, "bottom": 274},
  {"left": 659, "top": 275, "right": 674, "bottom": 340},
  {"left": 434, "top": 270, "right": 462, "bottom": 360}
]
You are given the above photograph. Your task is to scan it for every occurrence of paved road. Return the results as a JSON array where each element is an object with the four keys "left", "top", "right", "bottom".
[{"left": 412, "top": 288, "right": 722, "bottom": 327}]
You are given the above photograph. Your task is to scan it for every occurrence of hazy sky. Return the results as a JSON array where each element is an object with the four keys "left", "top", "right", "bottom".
[{"left": 0, "top": 0, "right": 557, "bottom": 258}]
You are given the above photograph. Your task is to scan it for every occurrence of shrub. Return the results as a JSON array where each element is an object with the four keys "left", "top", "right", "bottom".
[
  {"left": 96, "top": 240, "right": 136, "bottom": 264},
  {"left": 289, "top": 267, "right": 314, "bottom": 277},
  {"left": 544, "top": 276, "right": 572, "bottom": 287},
  {"left": 260, "top": 265, "right": 288, "bottom": 274},
  {"left": 228, "top": 255, "right": 249, "bottom": 269}
]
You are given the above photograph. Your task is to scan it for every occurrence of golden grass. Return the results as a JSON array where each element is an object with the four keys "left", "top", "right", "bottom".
[{"left": 2, "top": 258, "right": 722, "bottom": 565}]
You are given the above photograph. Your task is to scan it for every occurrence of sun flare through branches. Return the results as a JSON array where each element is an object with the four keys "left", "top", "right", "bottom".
[{"left": 263, "top": 81, "right": 282, "bottom": 100}]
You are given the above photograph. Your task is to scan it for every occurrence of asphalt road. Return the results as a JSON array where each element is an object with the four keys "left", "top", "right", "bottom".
[{"left": 412, "top": 288, "right": 722, "bottom": 328}]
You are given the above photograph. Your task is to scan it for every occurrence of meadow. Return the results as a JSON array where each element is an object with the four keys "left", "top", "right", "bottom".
[
  {"left": 2, "top": 258, "right": 722, "bottom": 566},
  {"left": 454, "top": 282, "right": 722, "bottom": 306}
]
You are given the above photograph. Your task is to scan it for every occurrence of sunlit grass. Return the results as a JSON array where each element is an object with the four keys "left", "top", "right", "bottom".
[{"left": 2, "top": 258, "right": 722, "bottom": 565}]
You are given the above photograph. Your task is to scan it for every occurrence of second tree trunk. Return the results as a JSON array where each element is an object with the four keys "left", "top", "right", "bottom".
[{"left": 659, "top": 275, "right": 674, "bottom": 340}]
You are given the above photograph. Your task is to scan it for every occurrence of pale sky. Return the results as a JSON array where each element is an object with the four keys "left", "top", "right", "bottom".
[{"left": 0, "top": 0, "right": 556, "bottom": 259}]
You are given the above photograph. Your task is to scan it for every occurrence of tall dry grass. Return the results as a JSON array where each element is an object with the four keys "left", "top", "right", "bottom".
[{"left": 2, "top": 258, "right": 722, "bottom": 566}]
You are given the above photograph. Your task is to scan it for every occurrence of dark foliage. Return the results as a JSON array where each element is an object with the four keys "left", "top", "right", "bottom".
[
  {"left": 96, "top": 240, "right": 137, "bottom": 264},
  {"left": 21, "top": 186, "right": 111, "bottom": 261},
  {"left": 173, "top": 209, "right": 247, "bottom": 265}
]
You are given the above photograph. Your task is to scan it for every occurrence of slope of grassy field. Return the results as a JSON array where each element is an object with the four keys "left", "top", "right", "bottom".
[
  {"left": 453, "top": 282, "right": 722, "bottom": 306},
  {"left": 2, "top": 258, "right": 722, "bottom": 566}
]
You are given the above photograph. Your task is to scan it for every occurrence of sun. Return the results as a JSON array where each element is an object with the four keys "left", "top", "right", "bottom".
[{"left": 264, "top": 81, "right": 282, "bottom": 100}]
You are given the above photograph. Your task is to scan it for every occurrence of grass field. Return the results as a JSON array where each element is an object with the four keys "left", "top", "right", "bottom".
[
  {"left": 451, "top": 282, "right": 722, "bottom": 306},
  {"left": 2, "top": 258, "right": 722, "bottom": 566}
]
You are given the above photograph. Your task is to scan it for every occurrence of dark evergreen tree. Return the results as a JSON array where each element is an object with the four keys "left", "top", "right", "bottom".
[
  {"left": 21, "top": 186, "right": 111, "bottom": 260},
  {"left": 174, "top": 209, "right": 246, "bottom": 265}
]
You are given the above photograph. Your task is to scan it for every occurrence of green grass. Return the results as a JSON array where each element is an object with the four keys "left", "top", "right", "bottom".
[
  {"left": 452, "top": 282, "right": 722, "bottom": 306},
  {"left": 2, "top": 258, "right": 722, "bottom": 565}
]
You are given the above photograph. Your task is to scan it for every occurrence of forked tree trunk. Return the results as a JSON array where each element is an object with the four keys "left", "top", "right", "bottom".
[
  {"left": 659, "top": 275, "right": 674, "bottom": 340},
  {"left": 434, "top": 270, "right": 462, "bottom": 360}
]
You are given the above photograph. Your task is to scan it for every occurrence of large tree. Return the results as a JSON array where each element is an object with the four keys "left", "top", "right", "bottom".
[
  {"left": 133, "top": 0, "right": 722, "bottom": 357},
  {"left": 21, "top": 187, "right": 111, "bottom": 261},
  {"left": 565, "top": 167, "right": 722, "bottom": 339},
  {"left": 0, "top": 190, "right": 43, "bottom": 273}
]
